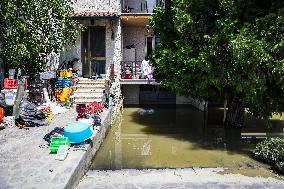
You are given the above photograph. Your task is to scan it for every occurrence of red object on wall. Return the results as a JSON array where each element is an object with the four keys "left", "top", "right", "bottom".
[
  {"left": 4, "top": 78, "right": 28, "bottom": 89},
  {"left": 121, "top": 74, "right": 133, "bottom": 79},
  {"left": 76, "top": 102, "right": 104, "bottom": 119}
]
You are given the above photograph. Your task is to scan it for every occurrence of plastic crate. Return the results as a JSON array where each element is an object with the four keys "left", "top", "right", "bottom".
[
  {"left": 4, "top": 79, "right": 18, "bottom": 89},
  {"left": 49, "top": 137, "right": 70, "bottom": 153},
  {"left": 59, "top": 70, "right": 73, "bottom": 78},
  {"left": 4, "top": 78, "right": 28, "bottom": 89}
]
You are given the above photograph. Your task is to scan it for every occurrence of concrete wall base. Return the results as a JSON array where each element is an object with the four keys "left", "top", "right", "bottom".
[{"left": 64, "top": 108, "right": 115, "bottom": 189}]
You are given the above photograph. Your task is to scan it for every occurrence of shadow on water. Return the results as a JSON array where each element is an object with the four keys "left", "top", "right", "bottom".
[{"left": 91, "top": 104, "right": 284, "bottom": 174}]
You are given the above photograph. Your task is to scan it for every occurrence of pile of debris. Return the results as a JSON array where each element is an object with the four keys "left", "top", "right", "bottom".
[{"left": 17, "top": 100, "right": 47, "bottom": 127}]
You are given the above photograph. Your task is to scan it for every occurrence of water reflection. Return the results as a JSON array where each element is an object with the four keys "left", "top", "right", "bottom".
[{"left": 91, "top": 105, "right": 284, "bottom": 170}]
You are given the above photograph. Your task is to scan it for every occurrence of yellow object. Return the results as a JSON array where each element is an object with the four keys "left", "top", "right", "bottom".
[
  {"left": 59, "top": 69, "right": 73, "bottom": 78},
  {"left": 56, "top": 87, "right": 72, "bottom": 102}
]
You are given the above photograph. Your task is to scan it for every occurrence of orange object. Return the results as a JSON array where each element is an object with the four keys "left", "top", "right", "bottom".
[{"left": 0, "top": 107, "right": 4, "bottom": 124}]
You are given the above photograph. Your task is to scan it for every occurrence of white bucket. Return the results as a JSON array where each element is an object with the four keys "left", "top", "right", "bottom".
[
  {"left": 8, "top": 69, "right": 16, "bottom": 79},
  {"left": 3, "top": 116, "right": 15, "bottom": 127},
  {"left": 5, "top": 91, "right": 15, "bottom": 106}
]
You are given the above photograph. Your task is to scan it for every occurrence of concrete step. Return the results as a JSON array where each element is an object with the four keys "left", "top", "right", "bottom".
[
  {"left": 74, "top": 90, "right": 103, "bottom": 93},
  {"left": 77, "top": 80, "right": 105, "bottom": 85},
  {"left": 74, "top": 99, "right": 102, "bottom": 104},
  {"left": 78, "top": 77, "right": 105, "bottom": 80},
  {"left": 78, "top": 78, "right": 105, "bottom": 82},
  {"left": 76, "top": 84, "right": 105, "bottom": 89},
  {"left": 74, "top": 93, "right": 102, "bottom": 98},
  {"left": 74, "top": 88, "right": 104, "bottom": 93}
]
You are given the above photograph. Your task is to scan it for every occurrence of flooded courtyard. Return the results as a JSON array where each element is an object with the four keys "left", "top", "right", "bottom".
[{"left": 91, "top": 105, "right": 284, "bottom": 177}]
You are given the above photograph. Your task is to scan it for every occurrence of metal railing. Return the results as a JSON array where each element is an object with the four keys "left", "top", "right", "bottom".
[
  {"left": 121, "top": 61, "right": 143, "bottom": 79},
  {"left": 121, "top": 61, "right": 155, "bottom": 80}
]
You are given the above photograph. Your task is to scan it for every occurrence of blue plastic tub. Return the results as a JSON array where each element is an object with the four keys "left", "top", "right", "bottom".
[{"left": 64, "top": 121, "right": 93, "bottom": 144}]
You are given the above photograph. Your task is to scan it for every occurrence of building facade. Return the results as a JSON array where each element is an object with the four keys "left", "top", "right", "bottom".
[{"left": 61, "top": 0, "right": 203, "bottom": 109}]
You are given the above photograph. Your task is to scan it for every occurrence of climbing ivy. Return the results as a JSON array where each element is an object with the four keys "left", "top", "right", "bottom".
[
  {"left": 0, "top": 0, "right": 82, "bottom": 76},
  {"left": 151, "top": 0, "right": 284, "bottom": 127}
]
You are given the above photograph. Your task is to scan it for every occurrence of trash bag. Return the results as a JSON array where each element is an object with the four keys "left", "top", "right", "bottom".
[
  {"left": 19, "top": 100, "right": 47, "bottom": 127},
  {"left": 0, "top": 94, "right": 7, "bottom": 108}
]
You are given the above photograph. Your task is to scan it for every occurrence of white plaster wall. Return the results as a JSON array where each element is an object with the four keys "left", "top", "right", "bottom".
[
  {"left": 59, "top": 18, "right": 122, "bottom": 78},
  {"left": 106, "top": 19, "right": 122, "bottom": 78},
  {"left": 122, "top": 26, "right": 147, "bottom": 62},
  {"left": 72, "top": 0, "right": 121, "bottom": 12},
  {"left": 59, "top": 37, "right": 82, "bottom": 75},
  {"left": 108, "top": 19, "right": 122, "bottom": 109}
]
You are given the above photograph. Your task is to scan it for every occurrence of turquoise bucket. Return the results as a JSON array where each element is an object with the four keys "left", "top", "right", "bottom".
[{"left": 64, "top": 121, "right": 93, "bottom": 144}]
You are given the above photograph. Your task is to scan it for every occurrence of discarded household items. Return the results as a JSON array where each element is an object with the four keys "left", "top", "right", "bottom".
[
  {"left": 141, "top": 59, "right": 154, "bottom": 82},
  {"left": 49, "top": 137, "right": 70, "bottom": 153},
  {"left": 64, "top": 121, "right": 93, "bottom": 144},
  {"left": 102, "top": 90, "right": 109, "bottom": 108},
  {"left": 4, "top": 78, "right": 28, "bottom": 90},
  {"left": 0, "top": 117, "right": 4, "bottom": 130},
  {"left": 38, "top": 105, "right": 54, "bottom": 121},
  {"left": 55, "top": 77, "right": 72, "bottom": 102},
  {"left": 54, "top": 69, "right": 78, "bottom": 105},
  {"left": 137, "top": 108, "right": 155, "bottom": 116},
  {"left": 39, "top": 71, "right": 57, "bottom": 80},
  {"left": 18, "top": 100, "right": 46, "bottom": 127},
  {"left": 8, "top": 69, "right": 15, "bottom": 79},
  {"left": 49, "top": 103, "right": 68, "bottom": 115},
  {"left": 0, "top": 101, "right": 4, "bottom": 123},
  {"left": 76, "top": 102, "right": 104, "bottom": 119},
  {"left": 44, "top": 127, "right": 65, "bottom": 144},
  {"left": 3, "top": 116, "right": 15, "bottom": 128},
  {"left": 55, "top": 145, "right": 69, "bottom": 161},
  {"left": 2, "top": 78, "right": 28, "bottom": 106},
  {"left": 28, "top": 75, "right": 45, "bottom": 104}
]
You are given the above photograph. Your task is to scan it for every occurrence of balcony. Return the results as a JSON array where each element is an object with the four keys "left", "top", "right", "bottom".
[
  {"left": 120, "top": 61, "right": 158, "bottom": 85},
  {"left": 121, "top": 0, "right": 165, "bottom": 14},
  {"left": 121, "top": 0, "right": 165, "bottom": 26}
]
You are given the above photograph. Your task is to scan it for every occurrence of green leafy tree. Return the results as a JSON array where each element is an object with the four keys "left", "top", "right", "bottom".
[
  {"left": 0, "top": 0, "right": 81, "bottom": 76},
  {"left": 151, "top": 0, "right": 284, "bottom": 134}
]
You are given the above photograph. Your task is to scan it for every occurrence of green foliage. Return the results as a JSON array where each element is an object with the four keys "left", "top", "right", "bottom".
[
  {"left": 254, "top": 137, "right": 284, "bottom": 164},
  {"left": 0, "top": 0, "right": 82, "bottom": 76},
  {"left": 150, "top": 0, "right": 284, "bottom": 120}
]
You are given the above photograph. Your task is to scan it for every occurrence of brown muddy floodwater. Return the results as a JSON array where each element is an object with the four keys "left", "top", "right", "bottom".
[{"left": 91, "top": 105, "right": 284, "bottom": 177}]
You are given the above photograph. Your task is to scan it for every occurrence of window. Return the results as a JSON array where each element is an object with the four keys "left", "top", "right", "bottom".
[{"left": 145, "top": 36, "right": 160, "bottom": 59}]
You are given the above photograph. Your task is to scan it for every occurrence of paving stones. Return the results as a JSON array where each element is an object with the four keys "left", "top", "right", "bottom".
[{"left": 0, "top": 109, "right": 77, "bottom": 189}]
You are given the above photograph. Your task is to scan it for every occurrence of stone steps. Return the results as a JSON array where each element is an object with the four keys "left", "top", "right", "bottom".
[
  {"left": 78, "top": 78, "right": 105, "bottom": 84},
  {"left": 74, "top": 93, "right": 102, "bottom": 98},
  {"left": 77, "top": 81, "right": 105, "bottom": 85},
  {"left": 74, "top": 99, "right": 102, "bottom": 104},
  {"left": 76, "top": 85, "right": 105, "bottom": 89},
  {"left": 74, "top": 77, "right": 106, "bottom": 104},
  {"left": 75, "top": 88, "right": 104, "bottom": 94}
]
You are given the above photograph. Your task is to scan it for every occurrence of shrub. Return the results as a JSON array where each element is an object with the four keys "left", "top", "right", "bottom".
[{"left": 254, "top": 137, "right": 284, "bottom": 164}]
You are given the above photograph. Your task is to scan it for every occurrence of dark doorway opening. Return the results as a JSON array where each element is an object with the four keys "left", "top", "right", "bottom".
[{"left": 81, "top": 27, "right": 106, "bottom": 78}]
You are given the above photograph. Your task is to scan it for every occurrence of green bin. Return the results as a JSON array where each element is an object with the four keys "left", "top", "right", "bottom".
[{"left": 49, "top": 137, "right": 70, "bottom": 153}]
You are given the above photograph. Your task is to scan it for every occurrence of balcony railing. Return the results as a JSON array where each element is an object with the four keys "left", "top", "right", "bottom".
[
  {"left": 121, "top": 61, "right": 155, "bottom": 80},
  {"left": 122, "top": 0, "right": 165, "bottom": 14}
]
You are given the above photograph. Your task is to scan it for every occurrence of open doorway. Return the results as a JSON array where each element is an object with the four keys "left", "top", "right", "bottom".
[{"left": 81, "top": 27, "right": 106, "bottom": 78}]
